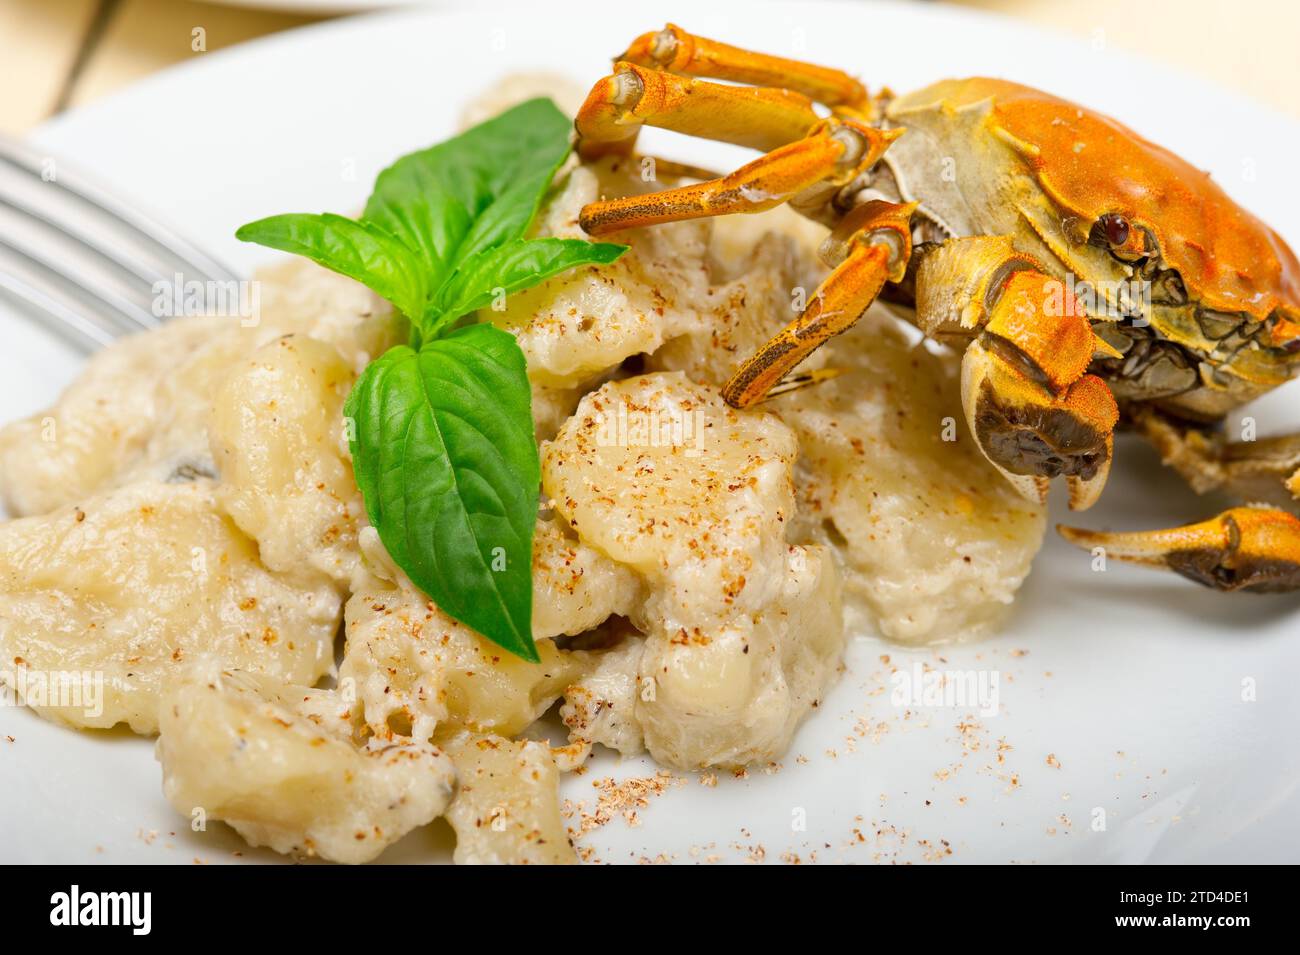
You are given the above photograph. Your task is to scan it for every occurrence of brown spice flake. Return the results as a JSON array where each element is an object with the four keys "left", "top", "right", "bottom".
[{"left": 562, "top": 771, "right": 683, "bottom": 840}]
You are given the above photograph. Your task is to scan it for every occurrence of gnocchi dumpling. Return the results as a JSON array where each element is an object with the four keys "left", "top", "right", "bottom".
[
  {"left": 544, "top": 373, "right": 844, "bottom": 768},
  {"left": 251, "top": 258, "right": 402, "bottom": 374},
  {"left": 636, "top": 544, "right": 843, "bottom": 768},
  {"left": 0, "top": 260, "right": 397, "bottom": 522},
  {"left": 442, "top": 732, "right": 576, "bottom": 865},
  {"left": 531, "top": 513, "right": 641, "bottom": 640},
  {"left": 341, "top": 581, "right": 587, "bottom": 743},
  {"left": 560, "top": 633, "right": 647, "bottom": 757},
  {"left": 339, "top": 520, "right": 630, "bottom": 744},
  {"left": 156, "top": 663, "right": 454, "bottom": 865},
  {"left": 210, "top": 334, "right": 363, "bottom": 588},
  {"left": 542, "top": 372, "right": 799, "bottom": 631},
  {"left": 493, "top": 161, "right": 715, "bottom": 390},
  {"left": 0, "top": 318, "right": 258, "bottom": 517},
  {"left": 0, "top": 480, "right": 339, "bottom": 733}
]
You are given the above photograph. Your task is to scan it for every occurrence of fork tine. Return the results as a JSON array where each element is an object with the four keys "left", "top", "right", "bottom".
[
  {"left": 0, "top": 197, "right": 162, "bottom": 331},
  {"left": 0, "top": 132, "right": 238, "bottom": 285},
  {"left": 0, "top": 162, "right": 170, "bottom": 288},
  {"left": 0, "top": 132, "right": 239, "bottom": 347},
  {"left": 0, "top": 240, "right": 134, "bottom": 348}
]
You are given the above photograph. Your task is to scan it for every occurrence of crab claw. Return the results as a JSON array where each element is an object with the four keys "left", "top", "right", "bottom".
[
  {"left": 959, "top": 271, "right": 1119, "bottom": 510},
  {"left": 1058, "top": 506, "right": 1300, "bottom": 593}
]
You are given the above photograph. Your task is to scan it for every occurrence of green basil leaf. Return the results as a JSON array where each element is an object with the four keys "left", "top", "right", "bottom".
[
  {"left": 236, "top": 213, "right": 428, "bottom": 322},
  {"left": 430, "top": 237, "right": 627, "bottom": 332},
  {"left": 362, "top": 98, "right": 573, "bottom": 284},
  {"left": 344, "top": 325, "right": 540, "bottom": 662},
  {"left": 237, "top": 99, "right": 628, "bottom": 663}
]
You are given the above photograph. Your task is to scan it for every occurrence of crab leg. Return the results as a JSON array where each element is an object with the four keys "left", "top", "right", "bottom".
[
  {"left": 576, "top": 61, "right": 821, "bottom": 158},
  {"left": 579, "top": 118, "right": 898, "bottom": 235},
  {"left": 1131, "top": 404, "right": 1300, "bottom": 509},
  {"left": 721, "top": 200, "right": 914, "bottom": 408},
  {"left": 1058, "top": 506, "right": 1300, "bottom": 593},
  {"left": 619, "top": 24, "right": 869, "bottom": 112}
]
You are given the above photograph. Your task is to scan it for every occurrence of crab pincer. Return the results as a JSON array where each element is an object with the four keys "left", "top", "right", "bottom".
[{"left": 1058, "top": 506, "right": 1300, "bottom": 593}]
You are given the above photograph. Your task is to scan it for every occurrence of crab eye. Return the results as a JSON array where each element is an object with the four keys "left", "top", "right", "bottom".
[{"left": 1098, "top": 213, "right": 1130, "bottom": 248}]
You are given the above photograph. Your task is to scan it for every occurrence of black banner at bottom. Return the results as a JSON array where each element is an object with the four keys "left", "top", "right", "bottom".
[{"left": 1, "top": 864, "right": 1283, "bottom": 939}]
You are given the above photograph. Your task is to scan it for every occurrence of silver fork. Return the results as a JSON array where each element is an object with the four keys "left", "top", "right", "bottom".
[{"left": 0, "top": 132, "right": 238, "bottom": 349}]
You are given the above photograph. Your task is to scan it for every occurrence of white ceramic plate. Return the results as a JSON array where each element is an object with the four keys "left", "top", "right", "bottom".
[{"left": 3, "top": 0, "right": 1298, "bottom": 864}]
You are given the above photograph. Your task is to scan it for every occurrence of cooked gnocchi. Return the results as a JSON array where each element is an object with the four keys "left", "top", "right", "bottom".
[
  {"left": 542, "top": 373, "right": 846, "bottom": 767},
  {"left": 442, "top": 732, "right": 576, "bottom": 865},
  {"left": 340, "top": 554, "right": 592, "bottom": 745},
  {"left": 0, "top": 479, "right": 340, "bottom": 734},
  {"left": 156, "top": 663, "right": 455, "bottom": 864}
]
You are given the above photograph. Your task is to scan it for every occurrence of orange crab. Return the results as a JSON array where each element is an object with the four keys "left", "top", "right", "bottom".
[{"left": 574, "top": 24, "right": 1300, "bottom": 594}]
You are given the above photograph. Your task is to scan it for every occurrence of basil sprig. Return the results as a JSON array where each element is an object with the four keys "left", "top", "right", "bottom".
[{"left": 237, "top": 98, "right": 626, "bottom": 661}]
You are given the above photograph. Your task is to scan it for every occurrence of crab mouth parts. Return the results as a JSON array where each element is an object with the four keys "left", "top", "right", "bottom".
[
  {"left": 974, "top": 380, "right": 1109, "bottom": 480},
  {"left": 1090, "top": 322, "right": 1195, "bottom": 392},
  {"left": 1084, "top": 244, "right": 1294, "bottom": 393}
]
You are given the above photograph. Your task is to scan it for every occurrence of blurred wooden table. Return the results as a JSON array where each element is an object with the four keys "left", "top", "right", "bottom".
[
  {"left": 0, "top": 0, "right": 325, "bottom": 132},
  {"left": 1, "top": 0, "right": 1297, "bottom": 134}
]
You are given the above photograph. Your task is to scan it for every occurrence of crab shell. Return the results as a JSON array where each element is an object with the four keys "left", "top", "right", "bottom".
[{"left": 879, "top": 77, "right": 1300, "bottom": 422}]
